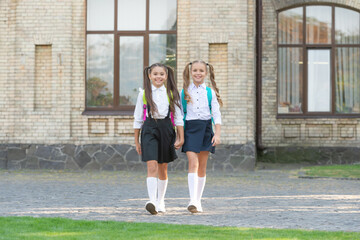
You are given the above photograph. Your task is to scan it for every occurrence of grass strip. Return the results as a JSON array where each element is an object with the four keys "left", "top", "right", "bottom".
[
  {"left": 302, "top": 164, "right": 360, "bottom": 179},
  {"left": 0, "top": 216, "right": 359, "bottom": 240}
]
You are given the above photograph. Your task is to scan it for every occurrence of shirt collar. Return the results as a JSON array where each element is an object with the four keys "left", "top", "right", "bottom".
[
  {"left": 190, "top": 82, "right": 206, "bottom": 90},
  {"left": 151, "top": 84, "right": 166, "bottom": 92}
]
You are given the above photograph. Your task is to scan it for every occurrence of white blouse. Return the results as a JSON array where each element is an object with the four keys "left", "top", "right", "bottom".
[
  {"left": 182, "top": 82, "right": 222, "bottom": 125},
  {"left": 133, "top": 85, "right": 184, "bottom": 129}
]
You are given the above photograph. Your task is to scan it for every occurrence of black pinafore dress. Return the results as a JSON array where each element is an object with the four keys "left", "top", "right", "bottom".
[{"left": 141, "top": 106, "right": 177, "bottom": 163}]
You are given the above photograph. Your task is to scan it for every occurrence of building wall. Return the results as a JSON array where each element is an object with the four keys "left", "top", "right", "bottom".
[
  {"left": 1, "top": 0, "right": 73, "bottom": 144},
  {"left": 0, "top": 0, "right": 256, "bottom": 170},
  {"left": 0, "top": 1, "right": 8, "bottom": 140},
  {"left": 178, "top": 0, "right": 256, "bottom": 145},
  {"left": 261, "top": 0, "right": 360, "bottom": 149}
]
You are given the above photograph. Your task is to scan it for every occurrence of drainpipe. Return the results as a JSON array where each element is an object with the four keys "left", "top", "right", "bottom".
[{"left": 256, "top": 0, "right": 265, "bottom": 150}]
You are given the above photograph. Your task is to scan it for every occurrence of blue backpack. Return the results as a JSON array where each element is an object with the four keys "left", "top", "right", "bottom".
[{"left": 181, "top": 87, "right": 214, "bottom": 127}]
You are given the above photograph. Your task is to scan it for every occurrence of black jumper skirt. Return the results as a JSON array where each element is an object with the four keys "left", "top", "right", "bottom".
[{"left": 141, "top": 107, "right": 177, "bottom": 163}]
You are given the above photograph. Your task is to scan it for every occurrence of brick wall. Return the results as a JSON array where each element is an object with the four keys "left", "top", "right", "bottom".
[
  {"left": 178, "top": 0, "right": 256, "bottom": 145},
  {"left": 0, "top": 0, "right": 73, "bottom": 143},
  {"left": 35, "top": 45, "right": 52, "bottom": 110},
  {"left": 0, "top": 2, "right": 7, "bottom": 139},
  {"left": 209, "top": 43, "right": 228, "bottom": 108},
  {"left": 261, "top": 0, "right": 360, "bottom": 148},
  {"left": 0, "top": 0, "right": 256, "bottom": 147}
]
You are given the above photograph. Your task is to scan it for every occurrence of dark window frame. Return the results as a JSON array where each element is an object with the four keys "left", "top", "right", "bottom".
[
  {"left": 84, "top": 0, "right": 177, "bottom": 114},
  {"left": 276, "top": 3, "right": 360, "bottom": 119}
]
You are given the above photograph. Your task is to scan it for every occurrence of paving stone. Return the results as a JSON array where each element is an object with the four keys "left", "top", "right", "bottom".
[
  {"left": 39, "top": 160, "right": 65, "bottom": 170},
  {"left": 74, "top": 151, "right": 92, "bottom": 169},
  {"left": 63, "top": 145, "right": 76, "bottom": 157},
  {"left": 113, "top": 144, "right": 132, "bottom": 156},
  {"left": 104, "top": 146, "right": 115, "bottom": 157},
  {"left": 125, "top": 149, "right": 140, "bottom": 164},
  {"left": 83, "top": 145, "right": 102, "bottom": 157},
  {"left": 0, "top": 150, "right": 6, "bottom": 159},
  {"left": 83, "top": 160, "right": 101, "bottom": 171},
  {"left": 94, "top": 152, "right": 111, "bottom": 165},
  {"left": 8, "top": 148, "right": 26, "bottom": 161},
  {"left": 25, "top": 156, "right": 39, "bottom": 170},
  {"left": 64, "top": 157, "right": 80, "bottom": 170},
  {"left": 0, "top": 169, "right": 358, "bottom": 231},
  {"left": 35, "top": 146, "right": 52, "bottom": 159},
  {"left": 0, "top": 160, "right": 7, "bottom": 169}
]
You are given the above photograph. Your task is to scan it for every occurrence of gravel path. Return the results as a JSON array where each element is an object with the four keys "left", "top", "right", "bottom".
[{"left": 0, "top": 169, "right": 359, "bottom": 232}]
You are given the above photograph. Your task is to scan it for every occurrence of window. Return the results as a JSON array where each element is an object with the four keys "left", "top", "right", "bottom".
[
  {"left": 86, "top": 0, "right": 177, "bottom": 112},
  {"left": 277, "top": 5, "right": 360, "bottom": 116}
]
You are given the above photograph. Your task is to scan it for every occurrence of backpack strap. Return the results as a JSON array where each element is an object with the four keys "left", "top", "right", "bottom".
[
  {"left": 206, "top": 87, "right": 214, "bottom": 124},
  {"left": 182, "top": 88, "right": 214, "bottom": 126},
  {"left": 181, "top": 89, "right": 187, "bottom": 128},
  {"left": 142, "top": 91, "right": 147, "bottom": 122}
]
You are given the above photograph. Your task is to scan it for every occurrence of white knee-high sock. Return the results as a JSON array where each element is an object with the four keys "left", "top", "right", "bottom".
[
  {"left": 146, "top": 177, "right": 158, "bottom": 203},
  {"left": 157, "top": 179, "right": 168, "bottom": 204},
  {"left": 197, "top": 176, "right": 206, "bottom": 203},
  {"left": 188, "top": 173, "right": 198, "bottom": 204}
]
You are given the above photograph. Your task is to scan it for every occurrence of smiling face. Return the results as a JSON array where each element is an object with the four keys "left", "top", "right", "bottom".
[
  {"left": 149, "top": 66, "right": 167, "bottom": 88},
  {"left": 191, "top": 62, "right": 207, "bottom": 86}
]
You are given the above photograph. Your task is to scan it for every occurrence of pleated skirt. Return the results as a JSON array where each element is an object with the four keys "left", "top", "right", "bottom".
[{"left": 182, "top": 119, "right": 215, "bottom": 154}]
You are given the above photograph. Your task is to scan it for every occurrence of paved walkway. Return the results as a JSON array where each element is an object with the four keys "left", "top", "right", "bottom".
[{"left": 0, "top": 168, "right": 359, "bottom": 232}]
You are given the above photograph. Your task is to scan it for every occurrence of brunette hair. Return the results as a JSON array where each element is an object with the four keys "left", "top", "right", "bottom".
[
  {"left": 182, "top": 60, "right": 223, "bottom": 106},
  {"left": 143, "top": 63, "right": 181, "bottom": 117}
]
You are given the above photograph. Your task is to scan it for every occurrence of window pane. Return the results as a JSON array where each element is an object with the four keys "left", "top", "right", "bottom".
[
  {"left": 87, "top": 0, "right": 114, "bottom": 31},
  {"left": 307, "top": 50, "right": 331, "bottom": 112},
  {"left": 149, "top": 34, "right": 176, "bottom": 70},
  {"left": 149, "top": 0, "right": 177, "bottom": 30},
  {"left": 278, "top": 7, "right": 303, "bottom": 44},
  {"left": 306, "top": 6, "right": 332, "bottom": 44},
  {"left": 86, "top": 35, "right": 114, "bottom": 107},
  {"left": 335, "top": 7, "right": 360, "bottom": 44},
  {"left": 118, "top": 0, "right": 145, "bottom": 30},
  {"left": 335, "top": 48, "right": 360, "bottom": 113},
  {"left": 278, "top": 48, "right": 303, "bottom": 114},
  {"left": 119, "top": 37, "right": 144, "bottom": 105}
]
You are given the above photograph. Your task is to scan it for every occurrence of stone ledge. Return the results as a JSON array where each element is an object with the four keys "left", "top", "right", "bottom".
[{"left": 0, "top": 143, "right": 256, "bottom": 171}]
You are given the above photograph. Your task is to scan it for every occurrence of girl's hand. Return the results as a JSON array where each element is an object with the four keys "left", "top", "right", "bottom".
[
  {"left": 211, "top": 134, "right": 220, "bottom": 146},
  {"left": 135, "top": 142, "right": 142, "bottom": 155},
  {"left": 174, "top": 138, "right": 184, "bottom": 150}
]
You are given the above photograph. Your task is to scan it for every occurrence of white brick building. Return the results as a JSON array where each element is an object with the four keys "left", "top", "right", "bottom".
[{"left": 0, "top": 0, "right": 359, "bottom": 170}]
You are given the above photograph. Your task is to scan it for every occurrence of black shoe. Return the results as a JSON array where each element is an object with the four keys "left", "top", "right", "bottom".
[
  {"left": 187, "top": 204, "right": 198, "bottom": 213},
  {"left": 145, "top": 201, "right": 158, "bottom": 215}
]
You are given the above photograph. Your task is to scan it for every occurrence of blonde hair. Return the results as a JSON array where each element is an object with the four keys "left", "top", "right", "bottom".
[{"left": 182, "top": 60, "right": 223, "bottom": 106}]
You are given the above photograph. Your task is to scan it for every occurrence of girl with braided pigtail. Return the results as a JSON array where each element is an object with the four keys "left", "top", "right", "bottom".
[
  {"left": 134, "top": 63, "right": 184, "bottom": 215},
  {"left": 181, "top": 60, "right": 222, "bottom": 213}
]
